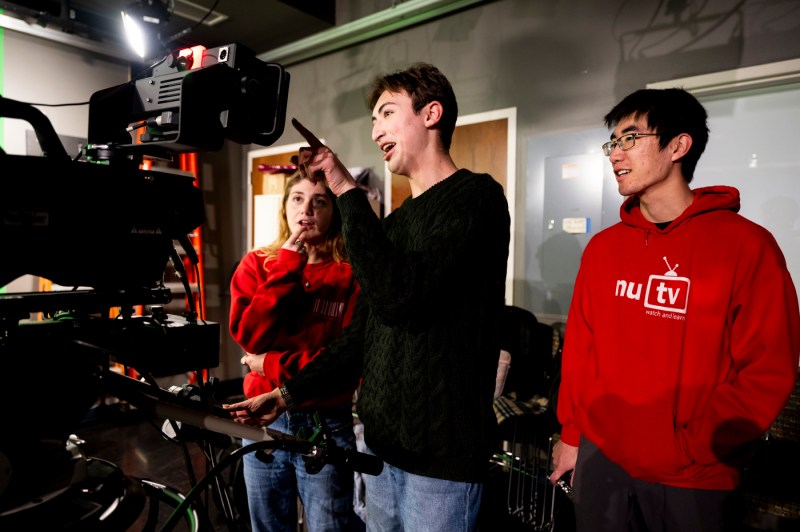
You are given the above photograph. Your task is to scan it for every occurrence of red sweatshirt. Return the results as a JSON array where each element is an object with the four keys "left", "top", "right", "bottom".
[
  {"left": 558, "top": 186, "right": 800, "bottom": 490},
  {"left": 229, "top": 248, "right": 360, "bottom": 405}
]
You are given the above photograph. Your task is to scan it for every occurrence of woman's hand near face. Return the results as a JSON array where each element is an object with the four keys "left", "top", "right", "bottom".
[{"left": 281, "top": 226, "right": 307, "bottom": 254}]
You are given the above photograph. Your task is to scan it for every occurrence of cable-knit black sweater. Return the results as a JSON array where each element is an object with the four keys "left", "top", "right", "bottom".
[{"left": 286, "top": 169, "right": 510, "bottom": 482}]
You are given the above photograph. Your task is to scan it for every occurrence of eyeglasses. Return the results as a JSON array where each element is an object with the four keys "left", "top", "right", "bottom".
[{"left": 602, "top": 133, "right": 659, "bottom": 156}]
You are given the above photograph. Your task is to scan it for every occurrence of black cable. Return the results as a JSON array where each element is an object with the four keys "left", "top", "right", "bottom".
[
  {"left": 203, "top": 439, "right": 239, "bottom": 530},
  {"left": 17, "top": 100, "right": 90, "bottom": 107},
  {"left": 159, "top": 440, "right": 272, "bottom": 532},
  {"left": 159, "top": 434, "right": 383, "bottom": 531},
  {"left": 164, "top": 0, "right": 222, "bottom": 44},
  {"left": 168, "top": 246, "right": 196, "bottom": 319},
  {"left": 193, "top": 262, "right": 205, "bottom": 321},
  {"left": 138, "top": 478, "right": 200, "bottom": 532},
  {"left": 139, "top": 370, "right": 200, "bottom": 489}
]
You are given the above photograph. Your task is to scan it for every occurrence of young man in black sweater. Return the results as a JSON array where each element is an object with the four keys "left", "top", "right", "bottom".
[{"left": 226, "top": 63, "right": 510, "bottom": 531}]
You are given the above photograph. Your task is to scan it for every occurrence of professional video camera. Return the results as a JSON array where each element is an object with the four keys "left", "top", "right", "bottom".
[
  {"left": 0, "top": 38, "right": 289, "bottom": 420},
  {"left": 0, "top": 42, "right": 319, "bottom": 529},
  {"left": 1, "top": 42, "right": 289, "bottom": 291}
]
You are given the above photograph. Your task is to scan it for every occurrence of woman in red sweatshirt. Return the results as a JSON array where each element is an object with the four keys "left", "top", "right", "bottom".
[{"left": 230, "top": 172, "right": 361, "bottom": 532}]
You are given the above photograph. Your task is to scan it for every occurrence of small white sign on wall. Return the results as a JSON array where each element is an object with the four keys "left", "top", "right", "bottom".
[{"left": 562, "top": 217, "right": 590, "bottom": 234}]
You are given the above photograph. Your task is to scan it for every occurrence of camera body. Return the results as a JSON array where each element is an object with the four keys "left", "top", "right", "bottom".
[
  {"left": 90, "top": 42, "right": 290, "bottom": 153},
  {"left": 2, "top": 42, "right": 289, "bottom": 292}
]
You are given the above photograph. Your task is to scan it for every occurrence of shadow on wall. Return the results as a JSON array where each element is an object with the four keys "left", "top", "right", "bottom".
[
  {"left": 529, "top": 231, "right": 583, "bottom": 319},
  {"left": 611, "top": 0, "right": 746, "bottom": 98}
]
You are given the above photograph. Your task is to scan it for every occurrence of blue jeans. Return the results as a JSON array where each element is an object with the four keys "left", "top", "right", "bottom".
[
  {"left": 362, "top": 448, "right": 483, "bottom": 532},
  {"left": 242, "top": 405, "right": 360, "bottom": 532}
]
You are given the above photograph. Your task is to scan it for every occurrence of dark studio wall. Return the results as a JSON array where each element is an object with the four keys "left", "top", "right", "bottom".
[{"left": 3, "top": 0, "right": 799, "bottom": 380}]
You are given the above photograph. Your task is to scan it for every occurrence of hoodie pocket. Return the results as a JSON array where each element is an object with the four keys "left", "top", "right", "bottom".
[{"left": 584, "top": 392, "right": 693, "bottom": 481}]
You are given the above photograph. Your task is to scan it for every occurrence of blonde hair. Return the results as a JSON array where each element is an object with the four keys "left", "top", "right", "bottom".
[{"left": 255, "top": 173, "right": 347, "bottom": 264}]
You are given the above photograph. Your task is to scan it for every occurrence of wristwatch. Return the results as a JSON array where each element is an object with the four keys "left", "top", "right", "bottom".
[{"left": 279, "top": 385, "right": 295, "bottom": 409}]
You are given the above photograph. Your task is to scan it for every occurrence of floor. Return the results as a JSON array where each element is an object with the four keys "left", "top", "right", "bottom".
[
  {"left": 71, "top": 409, "right": 796, "bottom": 532},
  {"left": 73, "top": 393, "right": 251, "bottom": 531},
  {"left": 0, "top": 375, "right": 252, "bottom": 532},
  {"left": 4, "top": 383, "right": 796, "bottom": 532}
]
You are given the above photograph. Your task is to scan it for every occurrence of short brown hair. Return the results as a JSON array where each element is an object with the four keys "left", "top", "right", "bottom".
[{"left": 367, "top": 63, "right": 458, "bottom": 150}]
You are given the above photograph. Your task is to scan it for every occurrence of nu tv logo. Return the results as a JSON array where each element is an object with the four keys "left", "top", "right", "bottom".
[{"left": 615, "top": 257, "right": 691, "bottom": 314}]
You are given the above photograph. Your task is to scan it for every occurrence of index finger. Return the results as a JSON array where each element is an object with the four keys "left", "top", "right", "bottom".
[
  {"left": 292, "top": 118, "right": 324, "bottom": 150},
  {"left": 289, "top": 226, "right": 306, "bottom": 240}
]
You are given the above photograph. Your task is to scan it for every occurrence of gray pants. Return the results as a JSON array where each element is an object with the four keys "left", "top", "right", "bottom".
[{"left": 573, "top": 437, "right": 738, "bottom": 532}]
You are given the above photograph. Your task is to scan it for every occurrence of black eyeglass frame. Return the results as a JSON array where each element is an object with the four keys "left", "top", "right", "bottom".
[{"left": 602, "top": 132, "right": 659, "bottom": 156}]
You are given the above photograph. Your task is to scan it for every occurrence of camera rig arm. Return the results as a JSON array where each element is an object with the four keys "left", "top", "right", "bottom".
[{"left": 0, "top": 95, "right": 69, "bottom": 161}]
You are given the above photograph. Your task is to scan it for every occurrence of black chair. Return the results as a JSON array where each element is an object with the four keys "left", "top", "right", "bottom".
[
  {"left": 480, "top": 306, "right": 574, "bottom": 532},
  {"left": 499, "top": 305, "right": 559, "bottom": 404}
]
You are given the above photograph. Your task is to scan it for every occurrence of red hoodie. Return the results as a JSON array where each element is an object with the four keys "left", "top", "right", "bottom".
[
  {"left": 558, "top": 185, "right": 800, "bottom": 489},
  {"left": 230, "top": 248, "right": 360, "bottom": 405}
]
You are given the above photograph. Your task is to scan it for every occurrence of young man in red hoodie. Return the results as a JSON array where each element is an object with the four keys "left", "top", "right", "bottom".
[{"left": 550, "top": 88, "right": 800, "bottom": 531}]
